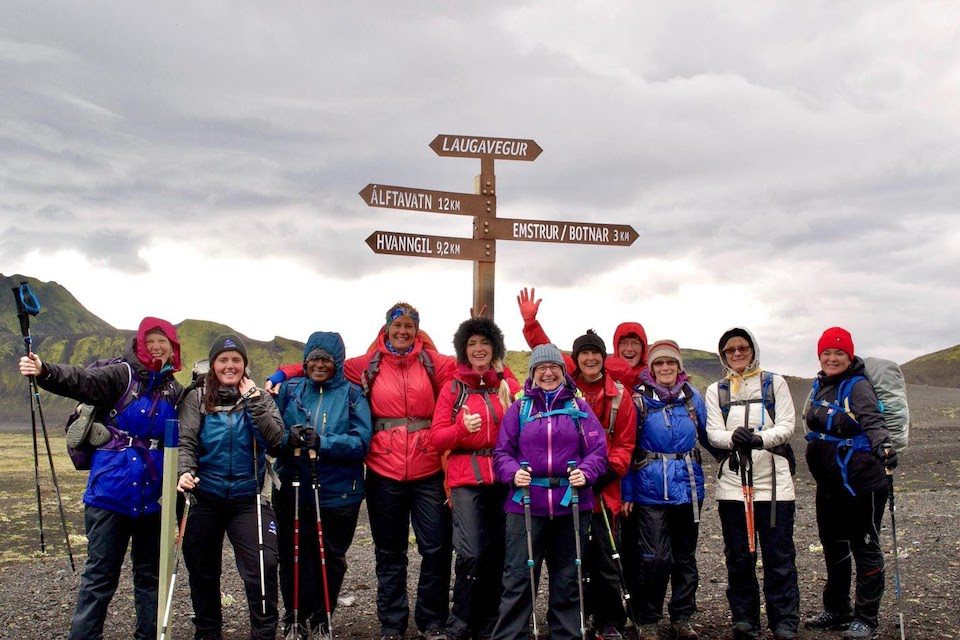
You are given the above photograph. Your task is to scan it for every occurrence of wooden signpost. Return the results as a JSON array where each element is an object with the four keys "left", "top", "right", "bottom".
[{"left": 361, "top": 134, "right": 637, "bottom": 317}]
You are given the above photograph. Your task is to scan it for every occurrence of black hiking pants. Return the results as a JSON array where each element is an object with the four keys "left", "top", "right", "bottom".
[
  {"left": 491, "top": 511, "right": 589, "bottom": 640},
  {"left": 718, "top": 500, "right": 799, "bottom": 635},
  {"left": 273, "top": 481, "right": 361, "bottom": 633},
  {"left": 622, "top": 501, "right": 700, "bottom": 625},
  {"left": 584, "top": 508, "right": 627, "bottom": 632},
  {"left": 183, "top": 491, "right": 279, "bottom": 640},
  {"left": 446, "top": 484, "right": 508, "bottom": 640},
  {"left": 69, "top": 506, "right": 159, "bottom": 640},
  {"left": 365, "top": 470, "right": 452, "bottom": 636},
  {"left": 815, "top": 484, "right": 887, "bottom": 628}
]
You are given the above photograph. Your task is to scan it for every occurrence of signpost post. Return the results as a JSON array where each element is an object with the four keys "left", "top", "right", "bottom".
[{"left": 361, "top": 134, "right": 637, "bottom": 318}]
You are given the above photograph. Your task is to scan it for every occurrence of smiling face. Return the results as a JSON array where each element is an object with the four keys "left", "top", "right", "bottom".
[
  {"left": 306, "top": 355, "right": 335, "bottom": 383},
  {"left": 466, "top": 335, "right": 493, "bottom": 372},
  {"left": 212, "top": 351, "right": 245, "bottom": 387},
  {"left": 651, "top": 358, "right": 679, "bottom": 386},
  {"left": 387, "top": 316, "right": 417, "bottom": 352},
  {"left": 144, "top": 330, "right": 173, "bottom": 365},
  {"left": 618, "top": 336, "right": 644, "bottom": 368},
  {"left": 722, "top": 337, "right": 754, "bottom": 374},
  {"left": 532, "top": 363, "right": 564, "bottom": 391},
  {"left": 819, "top": 348, "right": 852, "bottom": 377},
  {"left": 576, "top": 348, "right": 604, "bottom": 381}
]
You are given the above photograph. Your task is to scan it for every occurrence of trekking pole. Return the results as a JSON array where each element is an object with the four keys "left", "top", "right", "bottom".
[
  {"left": 159, "top": 491, "right": 192, "bottom": 640},
  {"left": 252, "top": 437, "right": 267, "bottom": 616},
  {"left": 11, "top": 282, "right": 75, "bottom": 571},
  {"left": 599, "top": 501, "right": 635, "bottom": 625},
  {"left": 308, "top": 446, "right": 334, "bottom": 640},
  {"left": 738, "top": 446, "right": 756, "bottom": 554},
  {"left": 568, "top": 461, "right": 587, "bottom": 640},
  {"left": 520, "top": 461, "right": 539, "bottom": 638},
  {"left": 883, "top": 444, "right": 906, "bottom": 640},
  {"left": 287, "top": 447, "right": 305, "bottom": 640}
]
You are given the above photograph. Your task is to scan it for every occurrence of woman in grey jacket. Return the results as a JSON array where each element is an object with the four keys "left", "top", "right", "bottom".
[{"left": 705, "top": 328, "right": 799, "bottom": 640}]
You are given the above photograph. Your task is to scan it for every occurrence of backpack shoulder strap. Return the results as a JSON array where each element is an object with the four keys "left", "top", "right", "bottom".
[
  {"left": 607, "top": 380, "right": 624, "bottom": 435},
  {"left": 449, "top": 379, "right": 468, "bottom": 423},
  {"left": 760, "top": 371, "right": 777, "bottom": 423},
  {"left": 717, "top": 378, "right": 731, "bottom": 421},
  {"left": 681, "top": 382, "right": 699, "bottom": 425},
  {"left": 361, "top": 351, "right": 382, "bottom": 397}
]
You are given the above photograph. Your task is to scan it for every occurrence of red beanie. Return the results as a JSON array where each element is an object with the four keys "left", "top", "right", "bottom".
[{"left": 818, "top": 326, "right": 854, "bottom": 360}]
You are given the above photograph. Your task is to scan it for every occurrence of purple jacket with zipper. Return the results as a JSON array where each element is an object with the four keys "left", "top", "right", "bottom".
[{"left": 494, "top": 377, "right": 608, "bottom": 517}]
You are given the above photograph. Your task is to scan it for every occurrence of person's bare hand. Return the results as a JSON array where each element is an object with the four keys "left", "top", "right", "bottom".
[
  {"left": 514, "top": 468, "right": 531, "bottom": 487},
  {"left": 461, "top": 408, "right": 482, "bottom": 433}
]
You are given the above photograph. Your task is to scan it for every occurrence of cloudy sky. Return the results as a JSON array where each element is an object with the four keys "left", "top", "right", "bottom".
[{"left": 2, "top": 1, "right": 958, "bottom": 376}]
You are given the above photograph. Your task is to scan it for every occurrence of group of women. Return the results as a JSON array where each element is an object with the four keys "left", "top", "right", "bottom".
[{"left": 17, "top": 291, "right": 899, "bottom": 640}]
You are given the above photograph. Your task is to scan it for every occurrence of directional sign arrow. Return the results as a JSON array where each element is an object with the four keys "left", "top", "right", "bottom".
[
  {"left": 482, "top": 217, "right": 638, "bottom": 247},
  {"left": 365, "top": 231, "right": 495, "bottom": 262},
  {"left": 359, "top": 184, "right": 493, "bottom": 217},
  {"left": 429, "top": 134, "right": 543, "bottom": 162}
]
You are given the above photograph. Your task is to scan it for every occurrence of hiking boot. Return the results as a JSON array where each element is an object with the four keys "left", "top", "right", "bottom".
[
  {"left": 419, "top": 630, "right": 447, "bottom": 640},
  {"left": 311, "top": 622, "right": 331, "bottom": 639},
  {"left": 380, "top": 635, "right": 404, "bottom": 640},
  {"left": 772, "top": 627, "right": 797, "bottom": 640},
  {"left": 730, "top": 620, "right": 758, "bottom": 639},
  {"left": 803, "top": 610, "right": 853, "bottom": 630},
  {"left": 841, "top": 620, "right": 878, "bottom": 640},
  {"left": 670, "top": 619, "right": 698, "bottom": 639},
  {"left": 597, "top": 626, "right": 624, "bottom": 640},
  {"left": 636, "top": 623, "right": 659, "bottom": 640}
]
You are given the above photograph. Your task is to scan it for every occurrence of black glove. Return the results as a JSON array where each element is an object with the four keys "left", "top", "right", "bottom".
[
  {"left": 877, "top": 444, "right": 899, "bottom": 469},
  {"left": 731, "top": 426, "right": 762, "bottom": 448},
  {"left": 289, "top": 425, "right": 318, "bottom": 449},
  {"left": 593, "top": 468, "right": 618, "bottom": 493}
]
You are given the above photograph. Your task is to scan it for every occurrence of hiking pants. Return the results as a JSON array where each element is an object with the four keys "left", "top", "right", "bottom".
[
  {"left": 622, "top": 501, "right": 700, "bottom": 625},
  {"left": 718, "top": 500, "right": 799, "bottom": 635},
  {"left": 274, "top": 482, "right": 361, "bottom": 631},
  {"left": 183, "top": 492, "right": 279, "bottom": 640},
  {"left": 491, "top": 511, "right": 589, "bottom": 640},
  {"left": 366, "top": 470, "right": 452, "bottom": 636},
  {"left": 69, "top": 506, "right": 159, "bottom": 640},
  {"left": 585, "top": 508, "right": 627, "bottom": 632},
  {"left": 815, "top": 484, "right": 887, "bottom": 628},
  {"left": 447, "top": 484, "right": 508, "bottom": 640}
]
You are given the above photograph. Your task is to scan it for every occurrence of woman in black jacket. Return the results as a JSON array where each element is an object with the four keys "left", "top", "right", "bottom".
[{"left": 802, "top": 327, "right": 897, "bottom": 640}]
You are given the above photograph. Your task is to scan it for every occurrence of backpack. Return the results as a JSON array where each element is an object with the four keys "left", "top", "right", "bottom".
[
  {"left": 63, "top": 358, "right": 140, "bottom": 470},
  {"left": 517, "top": 393, "right": 589, "bottom": 432},
  {"left": 605, "top": 380, "right": 625, "bottom": 436},
  {"left": 632, "top": 382, "right": 723, "bottom": 465},
  {"left": 448, "top": 379, "right": 502, "bottom": 425},
  {"left": 863, "top": 357, "right": 910, "bottom": 452},
  {"left": 360, "top": 348, "right": 436, "bottom": 397},
  {"left": 717, "top": 371, "right": 797, "bottom": 476}
]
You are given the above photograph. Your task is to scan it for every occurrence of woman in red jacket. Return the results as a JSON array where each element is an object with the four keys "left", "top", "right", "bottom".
[{"left": 429, "top": 318, "right": 519, "bottom": 640}]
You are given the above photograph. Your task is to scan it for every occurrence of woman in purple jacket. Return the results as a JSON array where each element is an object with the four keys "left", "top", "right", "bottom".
[{"left": 492, "top": 344, "right": 608, "bottom": 640}]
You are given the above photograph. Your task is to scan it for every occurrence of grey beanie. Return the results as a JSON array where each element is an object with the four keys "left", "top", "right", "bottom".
[{"left": 528, "top": 343, "right": 566, "bottom": 378}]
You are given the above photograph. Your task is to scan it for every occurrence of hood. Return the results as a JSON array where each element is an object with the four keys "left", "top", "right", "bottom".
[
  {"left": 303, "top": 331, "right": 347, "bottom": 388},
  {"left": 718, "top": 326, "right": 760, "bottom": 377},
  {"left": 134, "top": 317, "right": 182, "bottom": 373},
  {"left": 613, "top": 322, "right": 648, "bottom": 368}
]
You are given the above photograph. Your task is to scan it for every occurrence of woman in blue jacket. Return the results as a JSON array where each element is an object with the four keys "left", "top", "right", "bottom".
[
  {"left": 178, "top": 334, "right": 285, "bottom": 640},
  {"left": 273, "top": 331, "right": 373, "bottom": 639},
  {"left": 620, "top": 340, "right": 714, "bottom": 640}
]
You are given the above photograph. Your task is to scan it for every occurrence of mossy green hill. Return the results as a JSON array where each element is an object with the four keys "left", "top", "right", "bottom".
[{"left": 900, "top": 344, "right": 960, "bottom": 389}]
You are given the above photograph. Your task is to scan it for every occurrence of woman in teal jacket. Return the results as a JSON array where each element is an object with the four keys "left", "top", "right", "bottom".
[
  {"left": 273, "top": 331, "right": 373, "bottom": 639},
  {"left": 178, "top": 334, "right": 285, "bottom": 640}
]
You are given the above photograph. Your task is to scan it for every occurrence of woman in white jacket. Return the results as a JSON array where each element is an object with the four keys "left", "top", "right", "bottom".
[{"left": 705, "top": 328, "right": 799, "bottom": 640}]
